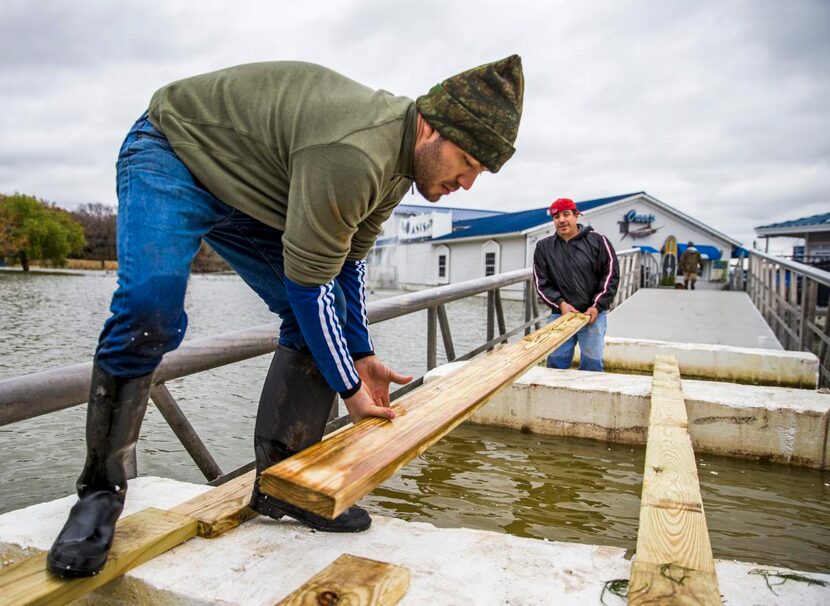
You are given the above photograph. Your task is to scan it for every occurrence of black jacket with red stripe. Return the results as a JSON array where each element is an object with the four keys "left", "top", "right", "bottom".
[{"left": 533, "top": 225, "right": 619, "bottom": 313}]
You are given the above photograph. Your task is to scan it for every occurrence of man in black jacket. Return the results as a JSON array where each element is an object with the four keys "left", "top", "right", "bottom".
[{"left": 533, "top": 198, "right": 619, "bottom": 370}]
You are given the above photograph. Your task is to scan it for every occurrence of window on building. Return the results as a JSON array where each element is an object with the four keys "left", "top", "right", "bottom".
[
  {"left": 485, "top": 252, "right": 496, "bottom": 276},
  {"left": 438, "top": 254, "right": 447, "bottom": 278}
]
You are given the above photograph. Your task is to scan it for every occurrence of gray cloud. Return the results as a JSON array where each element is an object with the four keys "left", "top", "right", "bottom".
[{"left": 0, "top": 0, "right": 827, "bottom": 253}]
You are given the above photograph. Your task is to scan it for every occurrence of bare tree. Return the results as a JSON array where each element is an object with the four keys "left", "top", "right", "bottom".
[{"left": 70, "top": 203, "right": 117, "bottom": 268}]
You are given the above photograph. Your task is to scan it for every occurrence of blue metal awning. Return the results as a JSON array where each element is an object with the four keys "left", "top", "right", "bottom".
[
  {"left": 732, "top": 246, "right": 750, "bottom": 258},
  {"left": 636, "top": 245, "right": 660, "bottom": 254},
  {"left": 676, "top": 243, "right": 722, "bottom": 260}
]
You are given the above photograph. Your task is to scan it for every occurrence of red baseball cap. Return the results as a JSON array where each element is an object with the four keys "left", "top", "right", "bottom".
[{"left": 549, "top": 198, "right": 577, "bottom": 217}]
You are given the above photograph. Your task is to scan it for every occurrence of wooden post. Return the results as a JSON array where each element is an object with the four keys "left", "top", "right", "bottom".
[
  {"left": 277, "top": 554, "right": 410, "bottom": 606},
  {"left": 788, "top": 270, "right": 799, "bottom": 346},
  {"left": 628, "top": 356, "right": 720, "bottom": 605},
  {"left": 777, "top": 266, "right": 787, "bottom": 346},
  {"left": 800, "top": 278, "right": 817, "bottom": 352},
  {"left": 260, "top": 314, "right": 590, "bottom": 520}
]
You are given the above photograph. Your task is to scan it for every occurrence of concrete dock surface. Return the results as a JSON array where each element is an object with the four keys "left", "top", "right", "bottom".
[
  {"left": 607, "top": 289, "right": 782, "bottom": 350},
  {"left": 1, "top": 477, "right": 828, "bottom": 605}
]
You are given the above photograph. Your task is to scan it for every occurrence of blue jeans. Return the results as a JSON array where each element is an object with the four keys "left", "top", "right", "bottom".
[
  {"left": 545, "top": 311, "right": 607, "bottom": 371},
  {"left": 95, "top": 113, "right": 347, "bottom": 378}
]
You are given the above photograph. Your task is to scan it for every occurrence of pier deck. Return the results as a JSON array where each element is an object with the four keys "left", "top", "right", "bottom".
[{"left": 606, "top": 289, "right": 782, "bottom": 350}]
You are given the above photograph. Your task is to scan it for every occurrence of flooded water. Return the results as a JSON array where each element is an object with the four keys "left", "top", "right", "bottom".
[{"left": 1, "top": 271, "right": 828, "bottom": 573}]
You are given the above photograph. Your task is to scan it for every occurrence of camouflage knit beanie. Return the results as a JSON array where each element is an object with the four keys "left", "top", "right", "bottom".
[{"left": 416, "top": 55, "right": 524, "bottom": 173}]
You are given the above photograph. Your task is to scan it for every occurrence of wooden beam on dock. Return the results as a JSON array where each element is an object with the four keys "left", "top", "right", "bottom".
[
  {"left": 628, "top": 355, "right": 721, "bottom": 605},
  {"left": 0, "top": 472, "right": 266, "bottom": 605},
  {"left": 171, "top": 469, "right": 257, "bottom": 538},
  {"left": 276, "top": 554, "right": 410, "bottom": 606},
  {"left": 260, "top": 313, "right": 589, "bottom": 520},
  {"left": 0, "top": 507, "right": 197, "bottom": 606}
]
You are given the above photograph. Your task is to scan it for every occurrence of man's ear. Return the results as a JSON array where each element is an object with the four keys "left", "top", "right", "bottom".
[
  {"left": 422, "top": 119, "right": 441, "bottom": 142},
  {"left": 416, "top": 112, "right": 442, "bottom": 147}
]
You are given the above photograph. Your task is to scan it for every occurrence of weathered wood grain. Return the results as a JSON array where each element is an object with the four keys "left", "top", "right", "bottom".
[
  {"left": 0, "top": 507, "right": 197, "bottom": 606},
  {"left": 628, "top": 560, "right": 720, "bottom": 606},
  {"left": 171, "top": 469, "right": 257, "bottom": 538},
  {"left": 261, "top": 313, "right": 589, "bottom": 519},
  {"left": 276, "top": 553, "right": 410, "bottom": 606},
  {"left": 628, "top": 355, "right": 721, "bottom": 605}
]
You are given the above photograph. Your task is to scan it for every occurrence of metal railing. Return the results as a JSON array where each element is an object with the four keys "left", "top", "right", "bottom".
[
  {"left": 734, "top": 249, "right": 830, "bottom": 387},
  {"left": 0, "top": 250, "right": 645, "bottom": 484}
]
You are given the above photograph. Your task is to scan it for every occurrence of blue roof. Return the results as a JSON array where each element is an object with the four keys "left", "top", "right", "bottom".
[
  {"left": 756, "top": 212, "right": 830, "bottom": 230},
  {"left": 637, "top": 245, "right": 660, "bottom": 254},
  {"left": 434, "top": 192, "right": 645, "bottom": 241},
  {"left": 394, "top": 203, "right": 503, "bottom": 223}
]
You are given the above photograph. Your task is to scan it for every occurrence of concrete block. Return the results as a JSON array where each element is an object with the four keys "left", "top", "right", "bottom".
[
  {"left": 1, "top": 477, "right": 828, "bottom": 605},
  {"left": 585, "top": 337, "right": 819, "bottom": 389},
  {"left": 682, "top": 379, "right": 830, "bottom": 468},
  {"left": 426, "top": 363, "right": 830, "bottom": 468}
]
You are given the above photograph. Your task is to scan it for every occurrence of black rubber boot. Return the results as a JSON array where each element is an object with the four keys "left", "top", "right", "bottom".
[
  {"left": 47, "top": 365, "right": 153, "bottom": 577},
  {"left": 249, "top": 345, "right": 371, "bottom": 532}
]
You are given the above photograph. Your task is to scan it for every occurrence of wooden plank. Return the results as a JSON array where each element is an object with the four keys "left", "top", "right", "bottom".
[
  {"left": 629, "top": 560, "right": 720, "bottom": 606},
  {"left": 0, "top": 471, "right": 260, "bottom": 605},
  {"left": 276, "top": 554, "right": 410, "bottom": 606},
  {"left": 261, "top": 313, "right": 589, "bottom": 519},
  {"left": 171, "top": 469, "right": 257, "bottom": 538},
  {"left": 0, "top": 507, "right": 197, "bottom": 606},
  {"left": 629, "top": 355, "right": 720, "bottom": 605}
]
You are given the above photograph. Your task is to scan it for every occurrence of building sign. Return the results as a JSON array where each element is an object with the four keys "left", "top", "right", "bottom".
[
  {"left": 400, "top": 214, "right": 434, "bottom": 240},
  {"left": 619, "top": 209, "right": 661, "bottom": 239},
  {"left": 399, "top": 212, "right": 452, "bottom": 241}
]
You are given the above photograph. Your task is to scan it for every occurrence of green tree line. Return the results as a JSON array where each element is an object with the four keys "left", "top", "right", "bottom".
[
  {"left": 0, "top": 193, "right": 86, "bottom": 271},
  {"left": 1, "top": 193, "right": 229, "bottom": 272}
]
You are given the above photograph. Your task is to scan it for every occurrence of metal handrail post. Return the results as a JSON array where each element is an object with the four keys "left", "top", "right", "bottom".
[
  {"left": 427, "top": 306, "right": 438, "bottom": 370},
  {"left": 486, "top": 290, "right": 495, "bottom": 347},
  {"left": 436, "top": 304, "right": 456, "bottom": 362},
  {"left": 494, "top": 289, "right": 507, "bottom": 343},
  {"left": 150, "top": 384, "right": 224, "bottom": 481}
]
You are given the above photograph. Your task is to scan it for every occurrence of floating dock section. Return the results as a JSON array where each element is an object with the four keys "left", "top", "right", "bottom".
[{"left": 1, "top": 477, "right": 828, "bottom": 605}]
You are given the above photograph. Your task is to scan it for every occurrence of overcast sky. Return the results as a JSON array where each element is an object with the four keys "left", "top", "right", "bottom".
[{"left": 1, "top": 0, "right": 827, "bottom": 251}]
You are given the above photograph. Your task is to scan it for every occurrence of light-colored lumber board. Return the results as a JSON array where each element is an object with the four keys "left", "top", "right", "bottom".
[
  {"left": 276, "top": 553, "right": 410, "bottom": 606},
  {"left": 628, "top": 560, "right": 720, "bottom": 606},
  {"left": 171, "top": 469, "right": 257, "bottom": 538},
  {"left": 628, "top": 355, "right": 720, "bottom": 605},
  {"left": 0, "top": 507, "right": 197, "bottom": 606},
  {"left": 261, "top": 313, "right": 589, "bottom": 519}
]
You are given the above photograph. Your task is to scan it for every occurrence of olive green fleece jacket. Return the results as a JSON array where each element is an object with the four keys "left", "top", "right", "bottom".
[{"left": 148, "top": 61, "right": 416, "bottom": 286}]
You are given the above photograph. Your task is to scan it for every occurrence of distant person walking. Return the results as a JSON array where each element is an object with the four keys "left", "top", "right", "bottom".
[
  {"left": 533, "top": 198, "right": 619, "bottom": 371},
  {"left": 679, "top": 241, "right": 704, "bottom": 289}
]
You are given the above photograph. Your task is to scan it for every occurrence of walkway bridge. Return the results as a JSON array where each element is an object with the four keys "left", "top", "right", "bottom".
[{"left": 0, "top": 248, "right": 828, "bottom": 604}]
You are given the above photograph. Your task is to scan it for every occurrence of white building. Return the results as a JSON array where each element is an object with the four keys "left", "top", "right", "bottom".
[
  {"left": 365, "top": 203, "right": 503, "bottom": 287},
  {"left": 370, "top": 192, "right": 742, "bottom": 298}
]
